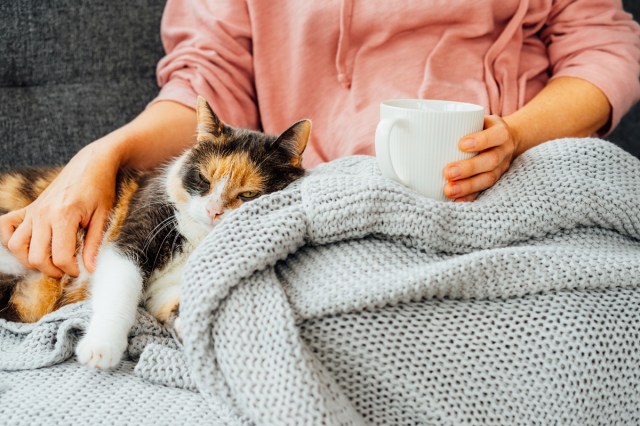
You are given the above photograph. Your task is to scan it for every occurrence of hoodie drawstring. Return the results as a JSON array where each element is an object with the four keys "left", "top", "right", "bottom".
[{"left": 336, "top": 0, "right": 354, "bottom": 89}]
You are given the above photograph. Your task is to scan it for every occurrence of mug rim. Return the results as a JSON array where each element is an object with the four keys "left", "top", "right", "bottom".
[{"left": 381, "top": 99, "right": 484, "bottom": 113}]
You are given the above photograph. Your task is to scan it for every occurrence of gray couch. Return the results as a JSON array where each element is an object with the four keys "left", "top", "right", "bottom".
[{"left": 0, "top": 0, "right": 638, "bottom": 171}]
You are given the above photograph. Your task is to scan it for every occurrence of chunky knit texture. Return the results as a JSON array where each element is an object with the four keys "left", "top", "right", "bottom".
[{"left": 2, "top": 138, "right": 640, "bottom": 425}]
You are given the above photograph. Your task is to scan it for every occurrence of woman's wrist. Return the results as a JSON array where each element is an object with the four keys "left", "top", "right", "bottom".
[
  {"left": 502, "top": 114, "right": 526, "bottom": 157},
  {"left": 86, "top": 126, "right": 137, "bottom": 172}
]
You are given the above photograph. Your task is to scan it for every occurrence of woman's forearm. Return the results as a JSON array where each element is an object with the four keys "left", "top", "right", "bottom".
[
  {"left": 504, "top": 76, "right": 612, "bottom": 157},
  {"left": 105, "top": 100, "right": 197, "bottom": 170}
]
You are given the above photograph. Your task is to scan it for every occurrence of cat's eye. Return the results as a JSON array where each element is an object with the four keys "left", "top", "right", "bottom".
[
  {"left": 187, "top": 169, "right": 210, "bottom": 194},
  {"left": 197, "top": 173, "right": 210, "bottom": 191},
  {"left": 238, "top": 191, "right": 260, "bottom": 201},
  {"left": 183, "top": 167, "right": 211, "bottom": 195}
]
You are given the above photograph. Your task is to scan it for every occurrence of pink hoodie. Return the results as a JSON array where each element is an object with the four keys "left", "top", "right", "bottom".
[{"left": 153, "top": 0, "right": 640, "bottom": 168}]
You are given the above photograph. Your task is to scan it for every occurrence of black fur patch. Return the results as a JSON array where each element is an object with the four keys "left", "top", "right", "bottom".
[
  {"left": 17, "top": 168, "right": 43, "bottom": 201},
  {"left": 0, "top": 274, "right": 20, "bottom": 321}
]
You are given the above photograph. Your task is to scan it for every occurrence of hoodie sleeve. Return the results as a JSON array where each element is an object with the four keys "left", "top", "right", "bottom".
[
  {"left": 150, "top": 0, "right": 259, "bottom": 130},
  {"left": 541, "top": 0, "right": 640, "bottom": 135}
]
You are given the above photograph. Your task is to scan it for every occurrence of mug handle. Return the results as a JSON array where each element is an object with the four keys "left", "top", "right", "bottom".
[{"left": 375, "top": 118, "right": 407, "bottom": 185}]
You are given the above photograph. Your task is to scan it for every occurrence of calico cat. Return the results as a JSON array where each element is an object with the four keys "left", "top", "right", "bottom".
[{"left": 0, "top": 96, "right": 310, "bottom": 369}]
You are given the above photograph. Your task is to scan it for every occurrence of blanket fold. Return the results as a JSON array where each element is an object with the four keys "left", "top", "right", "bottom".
[{"left": 2, "top": 138, "right": 640, "bottom": 425}]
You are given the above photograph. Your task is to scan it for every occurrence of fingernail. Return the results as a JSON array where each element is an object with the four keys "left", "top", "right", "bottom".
[
  {"left": 460, "top": 139, "right": 475, "bottom": 150},
  {"left": 447, "top": 166, "right": 461, "bottom": 179},
  {"left": 448, "top": 184, "right": 460, "bottom": 197}
]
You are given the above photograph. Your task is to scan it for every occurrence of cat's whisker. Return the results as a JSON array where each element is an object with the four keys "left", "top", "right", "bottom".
[
  {"left": 150, "top": 223, "right": 179, "bottom": 272},
  {"left": 126, "top": 200, "right": 174, "bottom": 216},
  {"left": 142, "top": 220, "right": 175, "bottom": 254},
  {"left": 142, "top": 217, "right": 177, "bottom": 254},
  {"left": 167, "top": 224, "right": 182, "bottom": 266}
]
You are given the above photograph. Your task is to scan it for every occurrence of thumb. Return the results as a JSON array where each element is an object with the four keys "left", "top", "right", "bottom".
[{"left": 82, "top": 209, "right": 109, "bottom": 272}]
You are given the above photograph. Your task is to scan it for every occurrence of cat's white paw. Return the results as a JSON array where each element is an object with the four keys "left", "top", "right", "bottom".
[
  {"left": 76, "top": 333, "right": 127, "bottom": 369},
  {"left": 174, "top": 316, "right": 183, "bottom": 342}
]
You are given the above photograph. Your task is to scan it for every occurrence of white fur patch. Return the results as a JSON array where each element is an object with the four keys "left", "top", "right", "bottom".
[
  {"left": 176, "top": 209, "right": 212, "bottom": 247},
  {"left": 63, "top": 253, "right": 92, "bottom": 297},
  {"left": 76, "top": 244, "right": 143, "bottom": 369},
  {"left": 211, "top": 175, "right": 228, "bottom": 203},
  {"left": 0, "top": 242, "right": 28, "bottom": 276},
  {"left": 187, "top": 175, "right": 228, "bottom": 228},
  {"left": 164, "top": 156, "right": 215, "bottom": 246},
  {"left": 145, "top": 250, "right": 189, "bottom": 319}
]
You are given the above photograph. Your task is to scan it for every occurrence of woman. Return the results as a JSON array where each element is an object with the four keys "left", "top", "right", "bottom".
[{"left": 1, "top": 0, "right": 639, "bottom": 279}]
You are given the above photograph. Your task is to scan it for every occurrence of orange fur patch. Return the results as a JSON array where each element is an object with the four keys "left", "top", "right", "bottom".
[
  {"left": 104, "top": 177, "right": 139, "bottom": 243},
  {"left": 11, "top": 274, "right": 63, "bottom": 323},
  {"left": 202, "top": 152, "right": 265, "bottom": 207},
  {"left": 0, "top": 174, "right": 30, "bottom": 211},
  {"left": 60, "top": 276, "right": 89, "bottom": 306},
  {"left": 291, "top": 120, "right": 311, "bottom": 166},
  {"left": 0, "top": 168, "right": 61, "bottom": 212}
]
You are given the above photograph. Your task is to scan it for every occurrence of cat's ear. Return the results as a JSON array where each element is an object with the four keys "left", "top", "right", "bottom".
[
  {"left": 271, "top": 119, "right": 311, "bottom": 166},
  {"left": 196, "top": 96, "right": 225, "bottom": 142}
]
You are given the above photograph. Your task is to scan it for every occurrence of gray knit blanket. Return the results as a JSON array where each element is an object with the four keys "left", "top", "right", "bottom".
[{"left": 2, "top": 138, "right": 640, "bottom": 425}]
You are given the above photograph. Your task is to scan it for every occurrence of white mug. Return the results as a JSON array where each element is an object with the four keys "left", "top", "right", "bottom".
[{"left": 375, "top": 99, "right": 485, "bottom": 201}]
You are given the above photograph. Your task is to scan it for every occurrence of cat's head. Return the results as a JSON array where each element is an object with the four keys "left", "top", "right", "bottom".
[{"left": 166, "top": 96, "right": 310, "bottom": 235}]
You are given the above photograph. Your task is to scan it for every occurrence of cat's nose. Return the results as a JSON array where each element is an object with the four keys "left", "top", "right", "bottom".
[{"left": 206, "top": 202, "right": 224, "bottom": 219}]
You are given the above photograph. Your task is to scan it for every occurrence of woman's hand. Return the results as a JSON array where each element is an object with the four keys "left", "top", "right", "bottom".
[
  {"left": 0, "top": 139, "right": 121, "bottom": 278},
  {"left": 442, "top": 78, "right": 612, "bottom": 202},
  {"left": 443, "top": 115, "right": 520, "bottom": 202}
]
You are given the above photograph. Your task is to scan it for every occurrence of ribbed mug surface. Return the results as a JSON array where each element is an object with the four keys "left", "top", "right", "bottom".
[{"left": 375, "top": 99, "right": 485, "bottom": 201}]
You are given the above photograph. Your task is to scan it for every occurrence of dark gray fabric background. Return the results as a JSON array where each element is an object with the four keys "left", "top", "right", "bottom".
[
  {"left": 0, "top": 0, "right": 638, "bottom": 171},
  {"left": 0, "top": 0, "right": 166, "bottom": 170}
]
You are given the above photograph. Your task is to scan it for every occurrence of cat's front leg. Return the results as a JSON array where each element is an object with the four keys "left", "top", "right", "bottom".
[{"left": 76, "top": 244, "right": 143, "bottom": 369}]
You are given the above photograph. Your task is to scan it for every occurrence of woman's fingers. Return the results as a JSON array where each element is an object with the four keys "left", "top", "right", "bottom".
[
  {"left": 445, "top": 145, "right": 511, "bottom": 198},
  {"left": 51, "top": 216, "right": 81, "bottom": 277},
  {"left": 445, "top": 169, "right": 503, "bottom": 199},
  {"left": 443, "top": 115, "right": 518, "bottom": 200},
  {"left": 445, "top": 145, "right": 508, "bottom": 181},
  {"left": 457, "top": 115, "right": 513, "bottom": 153},
  {"left": 6, "top": 206, "right": 100, "bottom": 278},
  {"left": 28, "top": 216, "right": 64, "bottom": 278},
  {"left": 453, "top": 193, "right": 479, "bottom": 203},
  {"left": 83, "top": 208, "right": 110, "bottom": 273},
  {"left": 0, "top": 209, "right": 25, "bottom": 247},
  {"left": 6, "top": 214, "right": 34, "bottom": 269}
]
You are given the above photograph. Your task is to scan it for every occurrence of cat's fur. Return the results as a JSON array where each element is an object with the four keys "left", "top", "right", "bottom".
[{"left": 0, "top": 96, "right": 310, "bottom": 368}]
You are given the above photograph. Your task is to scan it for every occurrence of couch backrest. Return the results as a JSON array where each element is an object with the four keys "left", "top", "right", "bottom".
[
  {"left": 0, "top": 0, "right": 637, "bottom": 171},
  {"left": 0, "top": 0, "right": 166, "bottom": 170}
]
